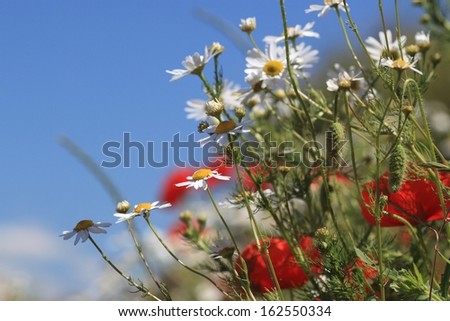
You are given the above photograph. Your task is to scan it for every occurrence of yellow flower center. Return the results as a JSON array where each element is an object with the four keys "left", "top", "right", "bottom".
[
  {"left": 263, "top": 60, "right": 284, "bottom": 77},
  {"left": 192, "top": 168, "right": 213, "bottom": 181},
  {"left": 74, "top": 220, "right": 94, "bottom": 231},
  {"left": 337, "top": 78, "right": 352, "bottom": 90},
  {"left": 134, "top": 203, "right": 152, "bottom": 213},
  {"left": 215, "top": 120, "right": 237, "bottom": 134},
  {"left": 392, "top": 59, "right": 408, "bottom": 69}
]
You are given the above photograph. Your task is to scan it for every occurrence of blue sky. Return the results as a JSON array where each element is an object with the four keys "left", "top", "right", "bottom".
[{"left": 0, "top": 1, "right": 423, "bottom": 299}]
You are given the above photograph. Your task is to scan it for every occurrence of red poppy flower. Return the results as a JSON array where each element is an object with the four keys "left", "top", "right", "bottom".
[
  {"left": 345, "top": 258, "right": 378, "bottom": 282},
  {"left": 310, "top": 172, "right": 352, "bottom": 192},
  {"left": 240, "top": 164, "right": 273, "bottom": 191},
  {"left": 344, "top": 257, "right": 378, "bottom": 300},
  {"left": 360, "top": 170, "right": 450, "bottom": 226},
  {"left": 236, "top": 236, "right": 321, "bottom": 293}
]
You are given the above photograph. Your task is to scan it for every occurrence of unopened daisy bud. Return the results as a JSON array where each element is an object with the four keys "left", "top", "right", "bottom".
[
  {"left": 389, "top": 144, "right": 406, "bottom": 192},
  {"left": 379, "top": 194, "right": 388, "bottom": 209},
  {"left": 420, "top": 14, "right": 430, "bottom": 24},
  {"left": 431, "top": 52, "right": 442, "bottom": 67},
  {"left": 179, "top": 210, "right": 193, "bottom": 224},
  {"left": 277, "top": 165, "right": 291, "bottom": 177},
  {"left": 234, "top": 107, "right": 246, "bottom": 121},
  {"left": 286, "top": 89, "right": 296, "bottom": 99},
  {"left": 198, "top": 120, "right": 209, "bottom": 133},
  {"left": 209, "top": 42, "right": 224, "bottom": 56},
  {"left": 315, "top": 227, "right": 334, "bottom": 240},
  {"left": 326, "top": 122, "right": 346, "bottom": 168},
  {"left": 197, "top": 214, "right": 207, "bottom": 232},
  {"left": 401, "top": 105, "right": 414, "bottom": 115},
  {"left": 205, "top": 99, "right": 224, "bottom": 118},
  {"left": 239, "top": 17, "right": 256, "bottom": 33},
  {"left": 116, "top": 200, "right": 131, "bottom": 213},
  {"left": 405, "top": 44, "right": 420, "bottom": 57},
  {"left": 315, "top": 227, "right": 335, "bottom": 251},
  {"left": 272, "top": 89, "right": 287, "bottom": 100}
]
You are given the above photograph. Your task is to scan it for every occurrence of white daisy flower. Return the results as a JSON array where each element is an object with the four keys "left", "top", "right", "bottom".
[
  {"left": 245, "top": 42, "right": 288, "bottom": 89},
  {"left": 175, "top": 168, "right": 231, "bottom": 190},
  {"left": 185, "top": 81, "right": 242, "bottom": 121},
  {"left": 166, "top": 46, "right": 214, "bottom": 81},
  {"left": 365, "top": 29, "right": 406, "bottom": 63},
  {"left": 239, "top": 17, "right": 256, "bottom": 33},
  {"left": 198, "top": 119, "right": 251, "bottom": 147},
  {"left": 305, "top": 0, "right": 348, "bottom": 17},
  {"left": 114, "top": 201, "right": 172, "bottom": 223},
  {"left": 263, "top": 22, "right": 320, "bottom": 43},
  {"left": 245, "top": 41, "right": 310, "bottom": 91},
  {"left": 185, "top": 99, "right": 208, "bottom": 121},
  {"left": 60, "top": 220, "right": 112, "bottom": 245},
  {"left": 294, "top": 42, "right": 320, "bottom": 69},
  {"left": 381, "top": 56, "right": 423, "bottom": 75},
  {"left": 326, "top": 64, "right": 364, "bottom": 92}
]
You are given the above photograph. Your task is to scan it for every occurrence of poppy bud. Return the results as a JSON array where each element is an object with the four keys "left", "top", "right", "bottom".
[
  {"left": 389, "top": 144, "right": 406, "bottom": 192},
  {"left": 326, "top": 122, "right": 346, "bottom": 168}
]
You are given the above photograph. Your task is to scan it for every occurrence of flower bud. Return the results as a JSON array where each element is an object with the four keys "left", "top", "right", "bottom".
[
  {"left": 326, "top": 122, "right": 346, "bottom": 168},
  {"left": 116, "top": 200, "right": 131, "bottom": 213},
  {"left": 420, "top": 14, "right": 430, "bottom": 24},
  {"left": 415, "top": 31, "right": 431, "bottom": 52},
  {"left": 197, "top": 214, "right": 207, "bottom": 232},
  {"left": 179, "top": 211, "right": 193, "bottom": 224},
  {"left": 277, "top": 165, "right": 291, "bottom": 177},
  {"left": 198, "top": 120, "right": 209, "bottom": 133},
  {"left": 401, "top": 105, "right": 414, "bottom": 115},
  {"left": 389, "top": 144, "right": 406, "bottom": 192},
  {"left": 234, "top": 107, "right": 246, "bottom": 121},
  {"left": 209, "top": 42, "right": 224, "bottom": 56},
  {"left": 431, "top": 52, "right": 442, "bottom": 67},
  {"left": 405, "top": 44, "right": 420, "bottom": 57},
  {"left": 239, "top": 17, "right": 256, "bottom": 33},
  {"left": 205, "top": 99, "right": 224, "bottom": 118}
]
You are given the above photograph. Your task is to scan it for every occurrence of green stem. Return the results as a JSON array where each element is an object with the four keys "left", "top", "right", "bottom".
[
  {"left": 394, "top": 0, "right": 404, "bottom": 60},
  {"left": 198, "top": 73, "right": 216, "bottom": 98},
  {"left": 279, "top": 0, "right": 346, "bottom": 254},
  {"left": 206, "top": 185, "right": 260, "bottom": 300},
  {"left": 342, "top": 0, "right": 378, "bottom": 70},
  {"left": 343, "top": 93, "right": 363, "bottom": 199},
  {"left": 206, "top": 187, "right": 241, "bottom": 256},
  {"left": 88, "top": 235, "right": 161, "bottom": 301},
  {"left": 378, "top": 0, "right": 390, "bottom": 58},
  {"left": 335, "top": 8, "right": 367, "bottom": 77},
  {"left": 125, "top": 221, "right": 171, "bottom": 300},
  {"left": 143, "top": 217, "right": 233, "bottom": 300}
]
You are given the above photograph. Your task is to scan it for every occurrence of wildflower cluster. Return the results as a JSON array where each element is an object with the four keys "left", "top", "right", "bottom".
[{"left": 61, "top": 0, "right": 450, "bottom": 301}]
